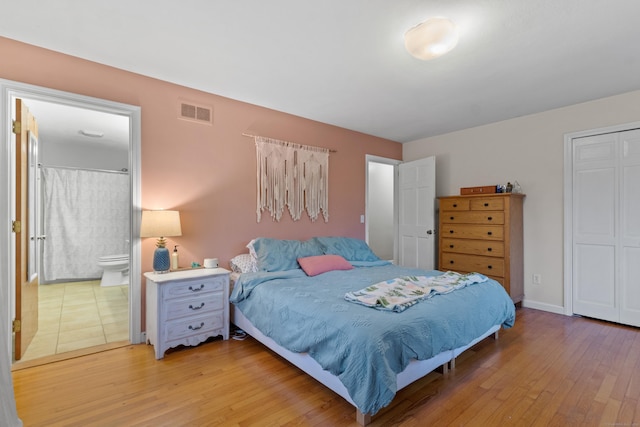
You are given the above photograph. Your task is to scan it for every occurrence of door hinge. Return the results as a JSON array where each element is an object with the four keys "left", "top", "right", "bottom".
[
  {"left": 12, "top": 120, "right": 21, "bottom": 134},
  {"left": 12, "top": 319, "right": 21, "bottom": 333},
  {"left": 12, "top": 220, "right": 21, "bottom": 233}
]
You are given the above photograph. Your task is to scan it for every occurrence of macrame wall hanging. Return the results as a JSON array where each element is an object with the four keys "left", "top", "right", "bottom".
[{"left": 252, "top": 135, "right": 329, "bottom": 223}]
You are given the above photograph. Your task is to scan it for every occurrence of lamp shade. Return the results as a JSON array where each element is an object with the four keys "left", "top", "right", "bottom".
[
  {"left": 140, "top": 210, "right": 182, "bottom": 273},
  {"left": 140, "top": 210, "right": 182, "bottom": 238},
  {"left": 404, "top": 17, "right": 458, "bottom": 60}
]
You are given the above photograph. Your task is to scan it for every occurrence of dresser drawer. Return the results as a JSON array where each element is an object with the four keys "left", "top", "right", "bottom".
[
  {"left": 440, "top": 253, "right": 505, "bottom": 277},
  {"left": 441, "top": 211, "right": 505, "bottom": 225},
  {"left": 164, "top": 312, "right": 225, "bottom": 341},
  {"left": 440, "top": 224, "right": 504, "bottom": 240},
  {"left": 440, "top": 199, "right": 470, "bottom": 211},
  {"left": 441, "top": 238, "right": 505, "bottom": 257},
  {"left": 163, "top": 276, "right": 225, "bottom": 299},
  {"left": 470, "top": 197, "right": 505, "bottom": 211},
  {"left": 165, "top": 292, "right": 224, "bottom": 321}
]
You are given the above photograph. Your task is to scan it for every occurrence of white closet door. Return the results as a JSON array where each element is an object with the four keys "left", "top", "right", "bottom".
[
  {"left": 620, "top": 129, "right": 640, "bottom": 326},
  {"left": 572, "top": 133, "right": 618, "bottom": 322}
]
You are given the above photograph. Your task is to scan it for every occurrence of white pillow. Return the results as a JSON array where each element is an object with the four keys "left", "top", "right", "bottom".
[{"left": 229, "top": 253, "right": 258, "bottom": 274}]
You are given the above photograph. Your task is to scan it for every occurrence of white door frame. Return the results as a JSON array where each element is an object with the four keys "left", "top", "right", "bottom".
[
  {"left": 365, "top": 155, "right": 401, "bottom": 263},
  {"left": 0, "top": 79, "right": 143, "bottom": 361},
  {"left": 563, "top": 120, "right": 640, "bottom": 316}
]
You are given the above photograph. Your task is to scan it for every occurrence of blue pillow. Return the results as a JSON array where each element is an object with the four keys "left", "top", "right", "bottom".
[
  {"left": 250, "top": 238, "right": 324, "bottom": 272},
  {"left": 312, "top": 236, "right": 381, "bottom": 262}
]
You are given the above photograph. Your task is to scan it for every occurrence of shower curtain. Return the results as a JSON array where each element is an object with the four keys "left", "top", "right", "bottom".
[{"left": 41, "top": 167, "right": 130, "bottom": 282}]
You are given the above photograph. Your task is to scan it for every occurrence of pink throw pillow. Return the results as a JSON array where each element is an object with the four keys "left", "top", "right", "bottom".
[{"left": 297, "top": 254, "right": 353, "bottom": 276}]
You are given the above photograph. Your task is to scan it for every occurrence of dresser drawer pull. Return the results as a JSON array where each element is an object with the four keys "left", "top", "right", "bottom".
[
  {"left": 188, "top": 322, "right": 205, "bottom": 331},
  {"left": 449, "top": 230, "right": 454, "bottom": 234},
  {"left": 189, "top": 303, "right": 205, "bottom": 310},
  {"left": 450, "top": 216, "right": 455, "bottom": 220},
  {"left": 484, "top": 203, "right": 489, "bottom": 207},
  {"left": 487, "top": 265, "right": 493, "bottom": 269},
  {"left": 453, "top": 203, "right": 458, "bottom": 208},
  {"left": 487, "top": 231, "right": 493, "bottom": 236},
  {"left": 487, "top": 247, "right": 492, "bottom": 252},
  {"left": 449, "top": 260, "right": 454, "bottom": 264},
  {"left": 449, "top": 244, "right": 454, "bottom": 248},
  {"left": 487, "top": 216, "right": 493, "bottom": 221},
  {"left": 188, "top": 284, "right": 205, "bottom": 292}
]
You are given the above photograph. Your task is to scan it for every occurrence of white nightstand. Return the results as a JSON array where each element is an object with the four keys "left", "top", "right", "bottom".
[{"left": 145, "top": 268, "right": 230, "bottom": 359}]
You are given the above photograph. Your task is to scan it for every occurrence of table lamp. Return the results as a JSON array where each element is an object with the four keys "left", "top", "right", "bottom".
[{"left": 140, "top": 210, "right": 182, "bottom": 273}]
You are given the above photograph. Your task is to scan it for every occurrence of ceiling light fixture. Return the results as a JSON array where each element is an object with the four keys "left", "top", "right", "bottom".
[
  {"left": 404, "top": 17, "right": 459, "bottom": 60},
  {"left": 79, "top": 129, "right": 104, "bottom": 138}
]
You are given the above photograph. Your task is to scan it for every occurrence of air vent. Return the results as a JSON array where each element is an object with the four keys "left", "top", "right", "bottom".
[{"left": 178, "top": 99, "right": 213, "bottom": 125}]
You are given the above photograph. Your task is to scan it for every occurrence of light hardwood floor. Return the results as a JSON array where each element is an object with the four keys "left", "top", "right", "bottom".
[{"left": 12, "top": 308, "right": 640, "bottom": 426}]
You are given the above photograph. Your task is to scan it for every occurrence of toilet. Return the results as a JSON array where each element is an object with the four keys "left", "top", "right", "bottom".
[{"left": 98, "top": 254, "right": 129, "bottom": 287}]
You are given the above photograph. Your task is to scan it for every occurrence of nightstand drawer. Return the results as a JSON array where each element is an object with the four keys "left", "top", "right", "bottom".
[
  {"left": 441, "top": 253, "right": 505, "bottom": 277},
  {"left": 165, "top": 292, "right": 224, "bottom": 321},
  {"left": 163, "top": 276, "right": 225, "bottom": 299},
  {"left": 441, "top": 211, "right": 505, "bottom": 225},
  {"left": 441, "top": 238, "right": 505, "bottom": 257},
  {"left": 165, "top": 312, "right": 225, "bottom": 341}
]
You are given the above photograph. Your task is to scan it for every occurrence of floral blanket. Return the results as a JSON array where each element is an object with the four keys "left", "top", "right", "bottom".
[{"left": 344, "top": 271, "right": 488, "bottom": 312}]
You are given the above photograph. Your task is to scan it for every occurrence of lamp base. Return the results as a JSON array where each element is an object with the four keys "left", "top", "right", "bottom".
[{"left": 153, "top": 247, "right": 171, "bottom": 273}]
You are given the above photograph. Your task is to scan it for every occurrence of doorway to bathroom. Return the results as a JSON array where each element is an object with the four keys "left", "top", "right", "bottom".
[{"left": 1, "top": 79, "right": 142, "bottom": 367}]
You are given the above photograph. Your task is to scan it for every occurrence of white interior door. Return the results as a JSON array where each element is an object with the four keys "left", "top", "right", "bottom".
[{"left": 398, "top": 156, "right": 436, "bottom": 269}]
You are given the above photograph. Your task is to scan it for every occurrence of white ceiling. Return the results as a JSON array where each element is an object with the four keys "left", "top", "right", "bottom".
[{"left": 3, "top": 0, "right": 640, "bottom": 143}]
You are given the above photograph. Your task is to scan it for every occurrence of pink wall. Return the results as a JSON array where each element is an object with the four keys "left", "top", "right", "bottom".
[{"left": 1, "top": 37, "right": 402, "bottom": 271}]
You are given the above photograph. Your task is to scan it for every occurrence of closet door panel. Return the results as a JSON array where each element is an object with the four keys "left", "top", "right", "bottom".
[
  {"left": 573, "top": 243, "right": 617, "bottom": 322},
  {"left": 620, "top": 129, "right": 640, "bottom": 326},
  {"left": 574, "top": 168, "right": 616, "bottom": 242},
  {"left": 572, "top": 134, "right": 618, "bottom": 322},
  {"left": 621, "top": 247, "right": 640, "bottom": 326}
]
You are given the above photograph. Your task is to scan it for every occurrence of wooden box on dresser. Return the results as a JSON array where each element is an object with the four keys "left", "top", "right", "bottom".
[
  {"left": 145, "top": 268, "right": 230, "bottom": 359},
  {"left": 438, "top": 193, "right": 525, "bottom": 304}
]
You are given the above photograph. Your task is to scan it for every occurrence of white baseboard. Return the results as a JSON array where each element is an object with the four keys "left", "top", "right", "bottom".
[{"left": 521, "top": 299, "right": 566, "bottom": 315}]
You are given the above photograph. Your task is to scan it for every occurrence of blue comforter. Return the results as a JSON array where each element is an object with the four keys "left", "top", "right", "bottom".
[{"left": 230, "top": 264, "right": 515, "bottom": 415}]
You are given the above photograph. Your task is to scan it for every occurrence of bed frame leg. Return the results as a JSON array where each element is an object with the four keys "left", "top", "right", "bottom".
[
  {"left": 356, "top": 409, "right": 371, "bottom": 426},
  {"left": 494, "top": 330, "right": 499, "bottom": 340},
  {"left": 450, "top": 357, "right": 456, "bottom": 370}
]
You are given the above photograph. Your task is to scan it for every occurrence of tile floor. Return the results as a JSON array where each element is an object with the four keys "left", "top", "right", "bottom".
[{"left": 20, "top": 280, "right": 129, "bottom": 362}]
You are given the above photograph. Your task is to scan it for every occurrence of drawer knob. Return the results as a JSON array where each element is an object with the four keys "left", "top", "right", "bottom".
[
  {"left": 488, "top": 265, "right": 493, "bottom": 269},
  {"left": 487, "top": 216, "right": 493, "bottom": 221},
  {"left": 487, "top": 231, "right": 493, "bottom": 236},
  {"left": 189, "top": 303, "right": 205, "bottom": 310},
  {"left": 487, "top": 247, "right": 492, "bottom": 252},
  {"left": 449, "top": 260, "right": 454, "bottom": 264},
  {"left": 453, "top": 204, "right": 457, "bottom": 208},
  {"left": 484, "top": 203, "right": 489, "bottom": 207},
  {"left": 449, "top": 230, "right": 454, "bottom": 234},
  {"left": 450, "top": 216, "right": 455, "bottom": 220},
  {"left": 449, "top": 244, "right": 454, "bottom": 248},
  {"left": 188, "top": 284, "right": 205, "bottom": 292},
  {"left": 188, "top": 322, "right": 205, "bottom": 331}
]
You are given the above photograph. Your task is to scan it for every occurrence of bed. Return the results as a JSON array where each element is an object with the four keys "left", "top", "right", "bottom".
[{"left": 229, "top": 237, "right": 516, "bottom": 425}]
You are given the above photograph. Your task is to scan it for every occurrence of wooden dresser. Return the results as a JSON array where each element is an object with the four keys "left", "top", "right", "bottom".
[{"left": 438, "top": 193, "right": 525, "bottom": 303}]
